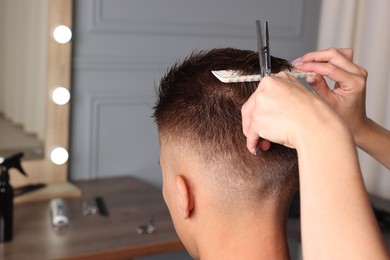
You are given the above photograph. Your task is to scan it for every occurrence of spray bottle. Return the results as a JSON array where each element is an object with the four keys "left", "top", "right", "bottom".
[{"left": 0, "top": 153, "right": 26, "bottom": 243}]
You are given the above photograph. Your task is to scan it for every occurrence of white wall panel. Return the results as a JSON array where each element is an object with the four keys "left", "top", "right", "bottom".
[
  {"left": 92, "top": 97, "right": 158, "bottom": 177},
  {"left": 70, "top": 69, "right": 162, "bottom": 181},
  {"left": 90, "top": 0, "right": 304, "bottom": 38}
]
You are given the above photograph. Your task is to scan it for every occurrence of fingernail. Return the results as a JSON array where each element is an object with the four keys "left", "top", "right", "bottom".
[
  {"left": 252, "top": 144, "right": 260, "bottom": 156},
  {"left": 291, "top": 58, "right": 303, "bottom": 66}
]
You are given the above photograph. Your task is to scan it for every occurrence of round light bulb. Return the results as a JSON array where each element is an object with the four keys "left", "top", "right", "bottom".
[
  {"left": 50, "top": 147, "right": 69, "bottom": 165},
  {"left": 53, "top": 25, "right": 72, "bottom": 44},
  {"left": 51, "top": 86, "right": 70, "bottom": 105}
]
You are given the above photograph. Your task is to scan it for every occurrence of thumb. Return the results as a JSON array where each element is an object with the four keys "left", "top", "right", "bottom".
[{"left": 306, "top": 75, "right": 335, "bottom": 102}]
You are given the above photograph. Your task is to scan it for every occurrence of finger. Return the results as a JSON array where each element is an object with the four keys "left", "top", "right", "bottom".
[
  {"left": 294, "top": 62, "right": 362, "bottom": 89},
  {"left": 243, "top": 95, "right": 263, "bottom": 154},
  {"left": 336, "top": 48, "right": 353, "bottom": 61},
  {"left": 242, "top": 94, "right": 261, "bottom": 154},
  {"left": 246, "top": 127, "right": 261, "bottom": 155},
  {"left": 297, "top": 48, "right": 361, "bottom": 75},
  {"left": 299, "top": 48, "right": 350, "bottom": 62},
  {"left": 311, "top": 48, "right": 353, "bottom": 61},
  {"left": 275, "top": 71, "right": 295, "bottom": 81},
  {"left": 242, "top": 80, "right": 268, "bottom": 136},
  {"left": 306, "top": 75, "right": 336, "bottom": 102},
  {"left": 241, "top": 92, "right": 257, "bottom": 137}
]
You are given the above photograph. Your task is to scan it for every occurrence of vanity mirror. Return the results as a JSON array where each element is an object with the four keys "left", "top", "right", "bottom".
[{"left": 0, "top": 0, "right": 79, "bottom": 201}]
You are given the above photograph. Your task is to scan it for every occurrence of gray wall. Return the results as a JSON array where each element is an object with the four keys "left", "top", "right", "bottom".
[{"left": 71, "top": 1, "right": 321, "bottom": 259}]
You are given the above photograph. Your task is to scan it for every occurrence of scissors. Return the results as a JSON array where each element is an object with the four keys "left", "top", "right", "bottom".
[{"left": 256, "top": 20, "right": 271, "bottom": 78}]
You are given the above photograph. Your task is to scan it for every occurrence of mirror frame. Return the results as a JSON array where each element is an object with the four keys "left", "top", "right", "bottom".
[{"left": 13, "top": 0, "right": 73, "bottom": 190}]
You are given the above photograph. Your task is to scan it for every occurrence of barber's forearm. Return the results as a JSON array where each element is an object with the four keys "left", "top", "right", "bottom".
[
  {"left": 355, "top": 118, "right": 390, "bottom": 170},
  {"left": 297, "top": 124, "right": 388, "bottom": 259}
]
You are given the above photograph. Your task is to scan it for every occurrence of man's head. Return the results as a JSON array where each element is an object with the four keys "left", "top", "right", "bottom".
[{"left": 153, "top": 48, "right": 298, "bottom": 257}]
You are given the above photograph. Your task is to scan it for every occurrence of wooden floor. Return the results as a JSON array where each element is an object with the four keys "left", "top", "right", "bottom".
[{"left": 0, "top": 115, "right": 44, "bottom": 160}]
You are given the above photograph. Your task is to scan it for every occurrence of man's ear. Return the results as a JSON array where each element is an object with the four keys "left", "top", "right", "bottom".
[{"left": 175, "top": 175, "right": 195, "bottom": 219}]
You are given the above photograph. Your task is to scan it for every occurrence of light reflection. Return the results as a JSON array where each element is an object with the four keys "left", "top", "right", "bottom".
[
  {"left": 50, "top": 147, "right": 69, "bottom": 165},
  {"left": 52, "top": 25, "right": 72, "bottom": 44},
  {"left": 51, "top": 86, "right": 70, "bottom": 105}
]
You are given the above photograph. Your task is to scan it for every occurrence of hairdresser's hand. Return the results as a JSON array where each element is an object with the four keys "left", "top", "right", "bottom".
[
  {"left": 242, "top": 72, "right": 343, "bottom": 154},
  {"left": 292, "top": 48, "right": 390, "bottom": 170},
  {"left": 292, "top": 48, "right": 369, "bottom": 142}
]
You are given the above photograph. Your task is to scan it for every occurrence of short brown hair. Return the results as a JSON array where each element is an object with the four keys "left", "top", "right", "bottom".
[{"left": 154, "top": 48, "right": 298, "bottom": 202}]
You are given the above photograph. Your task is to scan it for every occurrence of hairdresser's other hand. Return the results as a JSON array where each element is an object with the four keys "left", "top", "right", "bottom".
[
  {"left": 242, "top": 72, "right": 342, "bottom": 154},
  {"left": 293, "top": 48, "right": 390, "bottom": 170},
  {"left": 292, "top": 48, "right": 368, "bottom": 142}
]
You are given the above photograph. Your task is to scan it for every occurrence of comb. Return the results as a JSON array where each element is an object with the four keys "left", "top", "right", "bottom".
[{"left": 211, "top": 69, "right": 316, "bottom": 83}]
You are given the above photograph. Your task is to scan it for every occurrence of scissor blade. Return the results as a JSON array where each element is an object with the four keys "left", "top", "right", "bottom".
[{"left": 256, "top": 20, "right": 271, "bottom": 77}]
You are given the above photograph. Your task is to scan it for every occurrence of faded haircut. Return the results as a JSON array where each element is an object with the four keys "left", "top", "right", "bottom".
[{"left": 153, "top": 48, "right": 298, "bottom": 201}]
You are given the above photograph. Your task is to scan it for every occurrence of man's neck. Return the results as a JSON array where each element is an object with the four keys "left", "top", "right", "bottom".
[{"left": 196, "top": 210, "right": 291, "bottom": 260}]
